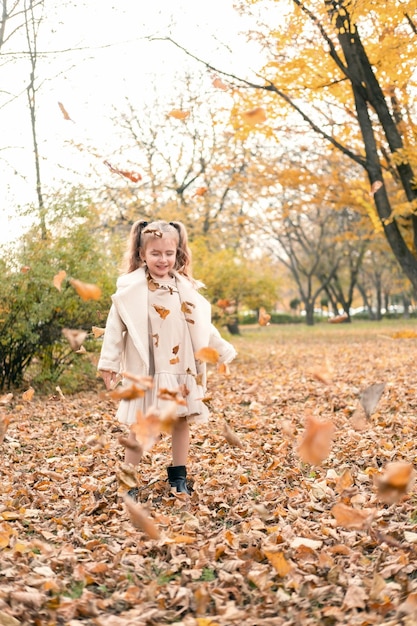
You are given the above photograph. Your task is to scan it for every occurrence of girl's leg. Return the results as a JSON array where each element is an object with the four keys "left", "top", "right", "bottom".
[
  {"left": 124, "top": 430, "right": 143, "bottom": 467},
  {"left": 171, "top": 416, "right": 190, "bottom": 466}
]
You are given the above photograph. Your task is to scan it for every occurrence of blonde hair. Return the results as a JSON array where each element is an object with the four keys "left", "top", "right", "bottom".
[{"left": 123, "top": 219, "right": 193, "bottom": 279}]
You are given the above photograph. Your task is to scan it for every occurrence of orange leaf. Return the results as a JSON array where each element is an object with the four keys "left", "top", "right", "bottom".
[
  {"left": 0, "top": 414, "right": 10, "bottom": 443},
  {"left": 153, "top": 305, "right": 170, "bottom": 320},
  {"left": 130, "top": 409, "right": 161, "bottom": 452},
  {"left": 331, "top": 502, "right": 376, "bottom": 530},
  {"left": 168, "top": 109, "right": 190, "bottom": 120},
  {"left": 22, "top": 387, "right": 35, "bottom": 402},
  {"left": 69, "top": 278, "right": 102, "bottom": 301},
  {"left": 53, "top": 270, "right": 67, "bottom": 292},
  {"left": 212, "top": 77, "right": 229, "bottom": 91},
  {"left": 91, "top": 326, "right": 105, "bottom": 338},
  {"left": 370, "top": 180, "right": 383, "bottom": 196},
  {"left": 242, "top": 106, "right": 267, "bottom": 125},
  {"left": 297, "top": 415, "right": 335, "bottom": 465},
  {"left": 263, "top": 550, "right": 292, "bottom": 577},
  {"left": 110, "top": 384, "right": 146, "bottom": 401},
  {"left": 193, "top": 186, "right": 208, "bottom": 197},
  {"left": 103, "top": 160, "right": 142, "bottom": 183},
  {"left": 195, "top": 347, "right": 219, "bottom": 364},
  {"left": 258, "top": 307, "right": 271, "bottom": 326},
  {"left": 218, "top": 362, "right": 230, "bottom": 376},
  {"left": 123, "top": 497, "right": 160, "bottom": 540},
  {"left": 58, "top": 101, "right": 73, "bottom": 121},
  {"left": 376, "top": 461, "right": 414, "bottom": 504},
  {"left": 62, "top": 328, "right": 87, "bottom": 351}
]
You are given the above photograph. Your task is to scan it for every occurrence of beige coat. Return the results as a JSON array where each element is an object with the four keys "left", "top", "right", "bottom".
[{"left": 97, "top": 268, "right": 236, "bottom": 389}]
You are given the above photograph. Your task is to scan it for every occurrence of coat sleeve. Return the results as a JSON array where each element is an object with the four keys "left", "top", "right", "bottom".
[
  {"left": 97, "top": 303, "right": 127, "bottom": 373},
  {"left": 208, "top": 324, "right": 237, "bottom": 364}
]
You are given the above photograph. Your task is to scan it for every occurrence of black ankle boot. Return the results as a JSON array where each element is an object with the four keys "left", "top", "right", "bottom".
[{"left": 167, "top": 465, "right": 190, "bottom": 495}]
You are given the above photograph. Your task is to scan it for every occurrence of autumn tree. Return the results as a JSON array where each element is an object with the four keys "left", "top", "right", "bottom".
[{"left": 171, "top": 1, "right": 417, "bottom": 292}]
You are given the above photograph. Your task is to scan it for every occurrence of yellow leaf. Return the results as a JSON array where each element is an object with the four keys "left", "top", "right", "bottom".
[{"left": 263, "top": 549, "right": 292, "bottom": 577}]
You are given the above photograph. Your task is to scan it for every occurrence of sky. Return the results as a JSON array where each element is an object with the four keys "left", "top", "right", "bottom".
[{"left": 0, "top": 0, "right": 265, "bottom": 245}]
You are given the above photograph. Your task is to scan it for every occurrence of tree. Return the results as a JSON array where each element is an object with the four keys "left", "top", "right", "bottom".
[
  {"left": 170, "top": 1, "right": 417, "bottom": 291},
  {"left": 0, "top": 190, "right": 117, "bottom": 391}
]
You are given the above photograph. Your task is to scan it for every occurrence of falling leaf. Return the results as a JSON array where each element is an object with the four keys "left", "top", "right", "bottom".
[
  {"left": 153, "top": 305, "right": 170, "bottom": 320},
  {"left": 0, "top": 393, "right": 13, "bottom": 405},
  {"left": 91, "top": 326, "right": 105, "bottom": 338},
  {"left": 62, "top": 328, "right": 88, "bottom": 351},
  {"left": 123, "top": 497, "right": 160, "bottom": 540},
  {"left": 22, "top": 387, "right": 35, "bottom": 402},
  {"left": 168, "top": 109, "right": 190, "bottom": 120},
  {"left": 0, "top": 414, "right": 10, "bottom": 443},
  {"left": 121, "top": 372, "right": 154, "bottom": 389},
  {"left": 297, "top": 415, "right": 335, "bottom": 465},
  {"left": 223, "top": 421, "right": 244, "bottom": 449},
  {"left": 58, "top": 101, "right": 73, "bottom": 121},
  {"left": 130, "top": 409, "right": 162, "bottom": 452},
  {"left": 258, "top": 308, "right": 271, "bottom": 326},
  {"left": 193, "top": 186, "right": 208, "bottom": 197},
  {"left": 195, "top": 347, "right": 219, "bottom": 364},
  {"left": 370, "top": 180, "right": 383, "bottom": 196},
  {"left": 359, "top": 382, "right": 385, "bottom": 418},
  {"left": 53, "top": 270, "right": 67, "bottom": 292},
  {"left": 20, "top": 265, "right": 31, "bottom": 273},
  {"left": 69, "top": 278, "right": 102, "bottom": 301},
  {"left": 331, "top": 502, "right": 376, "bottom": 530},
  {"left": 212, "top": 76, "right": 229, "bottom": 91},
  {"left": 110, "top": 384, "right": 146, "bottom": 401},
  {"left": 218, "top": 362, "right": 231, "bottom": 376},
  {"left": 242, "top": 106, "right": 267, "bottom": 125},
  {"left": 103, "top": 160, "right": 142, "bottom": 183},
  {"left": 375, "top": 461, "right": 414, "bottom": 504}
]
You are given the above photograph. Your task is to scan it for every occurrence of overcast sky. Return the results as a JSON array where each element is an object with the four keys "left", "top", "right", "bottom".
[{"left": 1, "top": 0, "right": 265, "bottom": 244}]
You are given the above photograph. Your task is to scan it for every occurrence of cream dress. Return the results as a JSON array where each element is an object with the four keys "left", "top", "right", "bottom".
[{"left": 116, "top": 273, "right": 210, "bottom": 425}]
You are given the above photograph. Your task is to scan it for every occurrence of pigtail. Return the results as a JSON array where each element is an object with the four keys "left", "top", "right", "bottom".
[
  {"left": 169, "top": 221, "right": 193, "bottom": 279},
  {"left": 123, "top": 220, "right": 148, "bottom": 273}
]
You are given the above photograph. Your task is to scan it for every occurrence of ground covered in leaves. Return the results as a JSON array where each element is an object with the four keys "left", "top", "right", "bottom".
[{"left": 1, "top": 321, "right": 417, "bottom": 626}]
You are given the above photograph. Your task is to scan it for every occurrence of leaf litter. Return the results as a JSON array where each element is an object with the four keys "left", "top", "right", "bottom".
[{"left": 1, "top": 325, "right": 417, "bottom": 624}]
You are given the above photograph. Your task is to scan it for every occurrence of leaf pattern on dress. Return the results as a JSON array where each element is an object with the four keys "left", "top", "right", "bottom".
[
  {"left": 153, "top": 305, "right": 170, "bottom": 319},
  {"left": 181, "top": 301, "right": 195, "bottom": 315},
  {"left": 152, "top": 333, "right": 159, "bottom": 347}
]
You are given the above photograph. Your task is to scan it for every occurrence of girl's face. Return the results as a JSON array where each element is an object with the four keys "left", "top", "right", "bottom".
[{"left": 141, "top": 235, "right": 177, "bottom": 280}]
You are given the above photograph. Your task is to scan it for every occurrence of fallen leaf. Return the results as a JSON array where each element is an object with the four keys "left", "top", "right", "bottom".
[{"left": 22, "top": 387, "right": 35, "bottom": 402}]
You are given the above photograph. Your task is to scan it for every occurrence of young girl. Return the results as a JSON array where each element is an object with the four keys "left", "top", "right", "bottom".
[{"left": 98, "top": 219, "right": 237, "bottom": 496}]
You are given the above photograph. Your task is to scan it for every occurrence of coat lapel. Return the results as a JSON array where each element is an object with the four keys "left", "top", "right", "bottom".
[{"left": 111, "top": 268, "right": 150, "bottom": 368}]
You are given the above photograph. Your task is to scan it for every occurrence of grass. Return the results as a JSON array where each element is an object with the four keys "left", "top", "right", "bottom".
[{"left": 227, "top": 317, "right": 417, "bottom": 346}]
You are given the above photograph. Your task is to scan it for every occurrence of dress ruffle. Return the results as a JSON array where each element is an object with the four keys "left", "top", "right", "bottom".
[{"left": 116, "top": 371, "right": 209, "bottom": 425}]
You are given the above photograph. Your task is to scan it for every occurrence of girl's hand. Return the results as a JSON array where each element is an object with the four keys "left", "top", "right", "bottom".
[{"left": 99, "top": 370, "right": 118, "bottom": 390}]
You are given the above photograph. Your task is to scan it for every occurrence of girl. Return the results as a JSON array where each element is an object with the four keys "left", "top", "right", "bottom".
[{"left": 98, "top": 219, "right": 237, "bottom": 496}]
